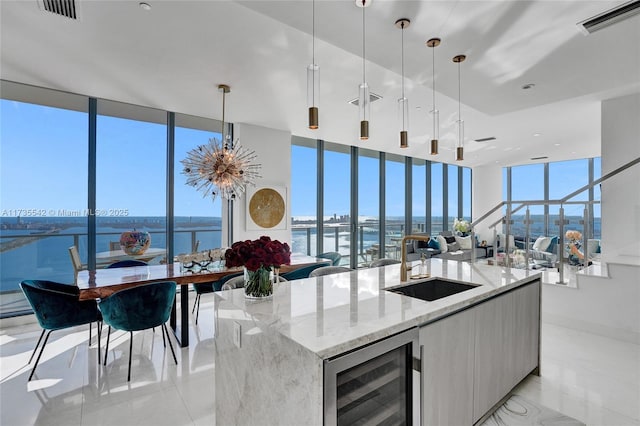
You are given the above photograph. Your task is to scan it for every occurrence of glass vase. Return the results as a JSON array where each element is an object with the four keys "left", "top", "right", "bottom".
[{"left": 244, "top": 266, "right": 273, "bottom": 299}]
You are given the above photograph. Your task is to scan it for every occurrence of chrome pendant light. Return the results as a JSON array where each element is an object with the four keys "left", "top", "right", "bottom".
[
  {"left": 307, "top": 0, "right": 319, "bottom": 129},
  {"left": 396, "top": 18, "right": 410, "bottom": 148},
  {"left": 358, "top": 0, "right": 371, "bottom": 140},
  {"left": 427, "top": 38, "right": 441, "bottom": 155},
  {"left": 453, "top": 54, "right": 466, "bottom": 161}
]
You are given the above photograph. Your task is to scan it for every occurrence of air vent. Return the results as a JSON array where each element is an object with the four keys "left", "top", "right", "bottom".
[
  {"left": 38, "top": 0, "right": 79, "bottom": 20},
  {"left": 348, "top": 93, "right": 383, "bottom": 106},
  {"left": 577, "top": 0, "right": 640, "bottom": 34},
  {"left": 530, "top": 156, "right": 549, "bottom": 161},
  {"left": 474, "top": 137, "right": 496, "bottom": 142}
]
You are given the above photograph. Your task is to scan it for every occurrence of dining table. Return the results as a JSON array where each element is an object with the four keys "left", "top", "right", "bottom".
[{"left": 76, "top": 254, "right": 331, "bottom": 347}]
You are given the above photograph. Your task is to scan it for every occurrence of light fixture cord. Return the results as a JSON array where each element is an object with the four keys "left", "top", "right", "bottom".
[
  {"left": 222, "top": 90, "right": 227, "bottom": 149},
  {"left": 401, "top": 22, "right": 405, "bottom": 99},
  {"left": 312, "top": 0, "right": 315, "bottom": 66},
  {"left": 458, "top": 60, "right": 461, "bottom": 121},
  {"left": 362, "top": 1, "right": 365, "bottom": 83},
  {"left": 432, "top": 44, "right": 435, "bottom": 112}
]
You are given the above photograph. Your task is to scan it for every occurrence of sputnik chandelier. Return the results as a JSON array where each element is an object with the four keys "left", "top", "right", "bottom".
[{"left": 181, "top": 84, "right": 261, "bottom": 201}]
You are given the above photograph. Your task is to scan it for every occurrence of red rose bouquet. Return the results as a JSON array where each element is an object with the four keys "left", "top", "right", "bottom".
[
  {"left": 224, "top": 236, "right": 291, "bottom": 298},
  {"left": 224, "top": 236, "right": 291, "bottom": 271}
]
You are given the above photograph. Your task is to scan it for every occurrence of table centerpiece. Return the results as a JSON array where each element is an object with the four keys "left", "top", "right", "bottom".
[{"left": 224, "top": 236, "right": 291, "bottom": 299}]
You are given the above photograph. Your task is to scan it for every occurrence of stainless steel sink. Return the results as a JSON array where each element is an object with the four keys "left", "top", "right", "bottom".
[{"left": 385, "top": 278, "right": 479, "bottom": 302}]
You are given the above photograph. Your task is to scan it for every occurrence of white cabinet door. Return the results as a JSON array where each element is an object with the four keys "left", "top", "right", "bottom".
[
  {"left": 512, "top": 281, "right": 541, "bottom": 381},
  {"left": 420, "top": 308, "right": 475, "bottom": 426},
  {"left": 473, "top": 281, "right": 541, "bottom": 423},
  {"left": 472, "top": 290, "right": 516, "bottom": 423}
]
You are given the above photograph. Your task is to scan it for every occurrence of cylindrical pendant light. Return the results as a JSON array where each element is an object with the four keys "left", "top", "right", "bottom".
[
  {"left": 396, "top": 18, "right": 410, "bottom": 148},
  {"left": 427, "top": 38, "right": 440, "bottom": 155},
  {"left": 358, "top": 0, "right": 371, "bottom": 140},
  {"left": 307, "top": 0, "right": 319, "bottom": 129},
  {"left": 453, "top": 54, "right": 466, "bottom": 161}
]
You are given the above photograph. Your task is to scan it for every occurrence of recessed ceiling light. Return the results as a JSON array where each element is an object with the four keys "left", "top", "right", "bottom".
[
  {"left": 139, "top": 2, "right": 151, "bottom": 11},
  {"left": 522, "top": 83, "right": 535, "bottom": 90},
  {"left": 533, "top": 133, "right": 541, "bottom": 137},
  {"left": 554, "top": 143, "right": 561, "bottom": 146}
]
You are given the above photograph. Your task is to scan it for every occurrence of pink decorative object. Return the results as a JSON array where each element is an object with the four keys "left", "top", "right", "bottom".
[{"left": 119, "top": 230, "right": 151, "bottom": 255}]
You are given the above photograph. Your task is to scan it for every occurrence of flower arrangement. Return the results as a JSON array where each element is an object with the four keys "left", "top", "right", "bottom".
[
  {"left": 224, "top": 236, "right": 291, "bottom": 271},
  {"left": 565, "top": 230, "right": 585, "bottom": 262},
  {"left": 224, "top": 236, "right": 291, "bottom": 298},
  {"left": 453, "top": 218, "right": 471, "bottom": 235}
]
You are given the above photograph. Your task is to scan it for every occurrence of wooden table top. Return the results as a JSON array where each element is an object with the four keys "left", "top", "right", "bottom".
[{"left": 77, "top": 254, "right": 330, "bottom": 300}]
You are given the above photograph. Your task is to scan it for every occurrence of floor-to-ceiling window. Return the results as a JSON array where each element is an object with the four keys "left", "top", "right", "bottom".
[
  {"left": 511, "top": 163, "right": 545, "bottom": 237},
  {"left": 174, "top": 113, "right": 223, "bottom": 253},
  {"left": 462, "top": 167, "right": 472, "bottom": 222},
  {"left": 431, "top": 162, "right": 444, "bottom": 234},
  {"left": 447, "top": 164, "right": 459, "bottom": 226},
  {"left": 549, "top": 159, "right": 589, "bottom": 239},
  {"left": 0, "top": 87, "right": 88, "bottom": 316},
  {"left": 290, "top": 137, "right": 317, "bottom": 256},
  {"left": 385, "top": 154, "right": 405, "bottom": 259},
  {"left": 324, "top": 142, "right": 351, "bottom": 265},
  {"left": 505, "top": 158, "right": 600, "bottom": 242},
  {"left": 0, "top": 81, "right": 225, "bottom": 318},
  {"left": 412, "top": 159, "right": 426, "bottom": 233},
  {"left": 96, "top": 100, "right": 167, "bottom": 263},
  {"left": 359, "top": 149, "right": 380, "bottom": 266}
]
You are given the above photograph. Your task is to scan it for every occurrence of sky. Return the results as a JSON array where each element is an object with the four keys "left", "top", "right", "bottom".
[{"left": 1, "top": 99, "right": 598, "bottom": 220}]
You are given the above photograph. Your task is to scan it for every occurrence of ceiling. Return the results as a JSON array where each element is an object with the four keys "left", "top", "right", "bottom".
[{"left": 1, "top": 0, "right": 639, "bottom": 168}]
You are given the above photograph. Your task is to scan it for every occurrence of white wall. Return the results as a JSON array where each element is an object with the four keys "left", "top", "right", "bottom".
[
  {"left": 601, "top": 93, "right": 640, "bottom": 261},
  {"left": 224, "top": 123, "right": 292, "bottom": 246},
  {"left": 472, "top": 165, "right": 503, "bottom": 243}
]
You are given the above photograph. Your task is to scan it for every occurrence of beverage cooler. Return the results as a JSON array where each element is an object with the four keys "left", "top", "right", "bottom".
[{"left": 324, "top": 328, "right": 420, "bottom": 425}]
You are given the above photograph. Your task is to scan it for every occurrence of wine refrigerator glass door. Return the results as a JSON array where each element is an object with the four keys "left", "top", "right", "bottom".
[{"left": 324, "top": 328, "right": 419, "bottom": 426}]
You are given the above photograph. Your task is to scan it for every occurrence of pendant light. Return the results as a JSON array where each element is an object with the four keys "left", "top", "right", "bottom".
[
  {"left": 426, "top": 38, "right": 440, "bottom": 155},
  {"left": 307, "top": 0, "right": 319, "bottom": 129},
  {"left": 396, "top": 18, "right": 410, "bottom": 148},
  {"left": 358, "top": 0, "right": 371, "bottom": 140},
  {"left": 453, "top": 54, "right": 466, "bottom": 161}
]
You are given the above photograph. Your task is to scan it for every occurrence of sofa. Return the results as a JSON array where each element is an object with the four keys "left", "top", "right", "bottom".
[{"left": 404, "top": 232, "right": 486, "bottom": 262}]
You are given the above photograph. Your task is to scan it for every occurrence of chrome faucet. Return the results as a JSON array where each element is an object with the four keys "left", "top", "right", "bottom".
[{"left": 400, "top": 234, "right": 432, "bottom": 281}]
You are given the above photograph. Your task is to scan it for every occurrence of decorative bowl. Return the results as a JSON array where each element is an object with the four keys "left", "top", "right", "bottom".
[{"left": 119, "top": 230, "right": 151, "bottom": 255}]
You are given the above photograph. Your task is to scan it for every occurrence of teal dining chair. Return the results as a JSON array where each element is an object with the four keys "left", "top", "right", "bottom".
[
  {"left": 317, "top": 252, "right": 342, "bottom": 266},
  {"left": 99, "top": 281, "right": 177, "bottom": 382},
  {"left": 20, "top": 280, "right": 102, "bottom": 380},
  {"left": 192, "top": 272, "right": 243, "bottom": 324}
]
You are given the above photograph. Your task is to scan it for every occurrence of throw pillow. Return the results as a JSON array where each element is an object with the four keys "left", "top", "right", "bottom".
[
  {"left": 444, "top": 236, "right": 456, "bottom": 244},
  {"left": 447, "top": 242, "right": 460, "bottom": 252},
  {"left": 437, "top": 235, "right": 448, "bottom": 253},
  {"left": 532, "top": 236, "right": 551, "bottom": 252},
  {"left": 414, "top": 239, "right": 429, "bottom": 251},
  {"left": 428, "top": 237, "right": 440, "bottom": 250},
  {"left": 455, "top": 235, "right": 472, "bottom": 250}
]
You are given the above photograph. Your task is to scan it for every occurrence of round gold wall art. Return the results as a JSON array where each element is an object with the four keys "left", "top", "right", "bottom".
[{"left": 248, "top": 188, "right": 285, "bottom": 229}]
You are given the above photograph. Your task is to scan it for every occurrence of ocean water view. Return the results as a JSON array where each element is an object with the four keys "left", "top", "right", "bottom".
[{"left": 0, "top": 213, "right": 600, "bottom": 316}]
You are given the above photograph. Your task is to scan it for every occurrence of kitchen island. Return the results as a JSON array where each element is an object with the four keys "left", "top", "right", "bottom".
[{"left": 214, "top": 258, "right": 541, "bottom": 425}]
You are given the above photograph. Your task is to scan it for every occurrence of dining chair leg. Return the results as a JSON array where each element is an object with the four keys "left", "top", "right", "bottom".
[
  {"left": 192, "top": 294, "right": 200, "bottom": 314},
  {"left": 162, "top": 324, "right": 178, "bottom": 365},
  {"left": 29, "top": 330, "right": 53, "bottom": 381},
  {"left": 29, "top": 329, "right": 46, "bottom": 364},
  {"left": 195, "top": 295, "right": 201, "bottom": 325},
  {"left": 161, "top": 324, "right": 167, "bottom": 348},
  {"left": 127, "top": 331, "right": 133, "bottom": 382},
  {"left": 103, "top": 326, "right": 112, "bottom": 366},
  {"left": 96, "top": 321, "right": 102, "bottom": 365}
]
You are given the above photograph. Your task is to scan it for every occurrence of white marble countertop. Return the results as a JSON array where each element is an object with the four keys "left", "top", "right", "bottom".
[{"left": 215, "top": 258, "right": 541, "bottom": 359}]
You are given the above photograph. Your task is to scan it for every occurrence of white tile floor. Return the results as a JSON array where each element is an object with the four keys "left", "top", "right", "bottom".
[{"left": 1, "top": 294, "right": 638, "bottom": 426}]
